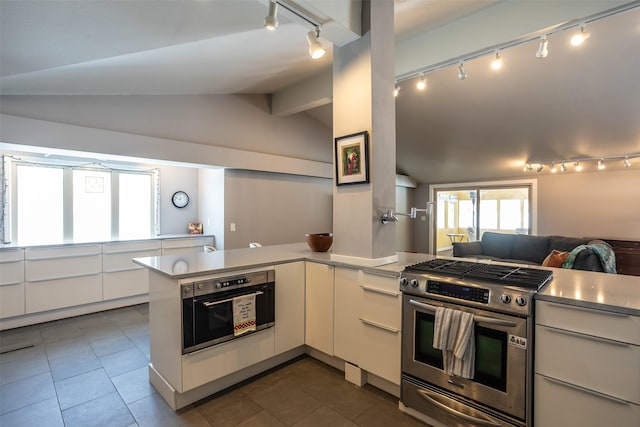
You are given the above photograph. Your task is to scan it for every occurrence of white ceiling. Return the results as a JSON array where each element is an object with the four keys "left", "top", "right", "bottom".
[{"left": 1, "top": 0, "right": 639, "bottom": 183}]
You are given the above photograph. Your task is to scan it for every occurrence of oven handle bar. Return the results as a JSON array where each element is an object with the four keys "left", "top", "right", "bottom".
[
  {"left": 409, "top": 299, "right": 517, "bottom": 327},
  {"left": 202, "top": 291, "right": 264, "bottom": 307},
  {"left": 416, "top": 389, "right": 502, "bottom": 427}
]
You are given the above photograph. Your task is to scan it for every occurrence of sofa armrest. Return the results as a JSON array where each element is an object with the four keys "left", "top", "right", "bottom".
[{"left": 453, "top": 241, "right": 484, "bottom": 257}]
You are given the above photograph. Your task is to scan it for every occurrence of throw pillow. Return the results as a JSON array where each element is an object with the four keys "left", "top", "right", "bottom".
[{"left": 542, "top": 250, "right": 569, "bottom": 267}]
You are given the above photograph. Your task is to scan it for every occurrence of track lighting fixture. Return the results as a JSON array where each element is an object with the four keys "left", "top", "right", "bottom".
[
  {"left": 491, "top": 51, "right": 502, "bottom": 70},
  {"left": 457, "top": 62, "right": 468, "bottom": 80},
  {"left": 416, "top": 73, "right": 427, "bottom": 90},
  {"left": 524, "top": 154, "right": 637, "bottom": 174},
  {"left": 306, "top": 27, "right": 325, "bottom": 59},
  {"left": 571, "top": 24, "right": 590, "bottom": 46},
  {"left": 264, "top": 0, "right": 279, "bottom": 30},
  {"left": 536, "top": 35, "right": 549, "bottom": 58},
  {"left": 394, "top": 82, "right": 401, "bottom": 97}
]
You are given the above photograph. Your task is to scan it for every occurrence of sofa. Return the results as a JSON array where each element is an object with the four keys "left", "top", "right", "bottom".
[{"left": 452, "top": 232, "right": 614, "bottom": 272}]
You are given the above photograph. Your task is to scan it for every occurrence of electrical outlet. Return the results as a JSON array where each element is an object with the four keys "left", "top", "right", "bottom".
[{"left": 230, "top": 222, "right": 236, "bottom": 232}]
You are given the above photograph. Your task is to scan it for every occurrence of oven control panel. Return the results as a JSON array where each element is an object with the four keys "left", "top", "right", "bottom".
[{"left": 426, "top": 280, "right": 490, "bottom": 304}]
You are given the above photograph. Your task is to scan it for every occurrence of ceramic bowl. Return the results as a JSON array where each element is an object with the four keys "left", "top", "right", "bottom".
[{"left": 305, "top": 233, "right": 333, "bottom": 252}]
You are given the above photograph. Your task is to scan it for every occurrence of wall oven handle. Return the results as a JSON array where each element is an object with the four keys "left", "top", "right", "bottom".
[
  {"left": 416, "top": 389, "right": 502, "bottom": 427},
  {"left": 409, "top": 299, "right": 517, "bottom": 327},
  {"left": 202, "top": 291, "right": 264, "bottom": 307}
]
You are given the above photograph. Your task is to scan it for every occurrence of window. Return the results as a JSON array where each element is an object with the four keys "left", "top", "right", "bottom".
[{"left": 8, "top": 159, "right": 158, "bottom": 244}]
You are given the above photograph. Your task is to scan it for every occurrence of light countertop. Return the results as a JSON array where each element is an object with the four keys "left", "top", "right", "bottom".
[
  {"left": 0, "top": 234, "right": 214, "bottom": 250},
  {"left": 133, "top": 242, "right": 640, "bottom": 316}
]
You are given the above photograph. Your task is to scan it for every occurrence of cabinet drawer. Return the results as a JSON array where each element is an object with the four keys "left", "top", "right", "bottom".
[
  {"left": 26, "top": 273, "right": 102, "bottom": 313},
  {"left": 103, "top": 269, "right": 149, "bottom": 300},
  {"left": 0, "top": 283, "right": 25, "bottom": 318},
  {"left": 0, "top": 249, "right": 24, "bottom": 263},
  {"left": 0, "top": 260, "right": 24, "bottom": 285},
  {"left": 536, "top": 324, "right": 640, "bottom": 403},
  {"left": 26, "top": 253, "right": 102, "bottom": 282},
  {"left": 103, "top": 240, "right": 161, "bottom": 254},
  {"left": 360, "top": 273, "right": 401, "bottom": 331},
  {"left": 359, "top": 320, "right": 401, "bottom": 385},
  {"left": 25, "top": 245, "right": 101, "bottom": 260},
  {"left": 537, "top": 301, "right": 640, "bottom": 345},
  {"left": 103, "top": 249, "right": 161, "bottom": 272},
  {"left": 535, "top": 374, "right": 640, "bottom": 427},
  {"left": 161, "top": 237, "right": 213, "bottom": 250}
]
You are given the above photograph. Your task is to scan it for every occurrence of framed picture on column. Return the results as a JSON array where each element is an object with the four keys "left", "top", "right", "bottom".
[{"left": 335, "top": 131, "right": 369, "bottom": 186}]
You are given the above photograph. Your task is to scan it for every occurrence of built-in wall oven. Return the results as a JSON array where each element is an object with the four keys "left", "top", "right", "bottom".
[
  {"left": 400, "top": 259, "right": 552, "bottom": 427},
  {"left": 182, "top": 270, "right": 275, "bottom": 354}
]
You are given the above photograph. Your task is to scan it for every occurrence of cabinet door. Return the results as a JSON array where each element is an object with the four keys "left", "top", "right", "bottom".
[
  {"left": 358, "top": 273, "right": 402, "bottom": 385},
  {"left": 333, "top": 267, "right": 362, "bottom": 364},
  {"left": 0, "top": 250, "right": 25, "bottom": 318},
  {"left": 274, "top": 262, "right": 305, "bottom": 354},
  {"left": 305, "top": 262, "right": 334, "bottom": 355}
]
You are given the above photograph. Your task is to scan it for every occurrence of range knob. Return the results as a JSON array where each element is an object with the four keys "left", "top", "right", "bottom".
[
  {"left": 500, "top": 294, "right": 512, "bottom": 304},
  {"left": 183, "top": 287, "right": 192, "bottom": 295},
  {"left": 515, "top": 296, "right": 528, "bottom": 306},
  {"left": 399, "top": 277, "right": 409, "bottom": 287},
  {"left": 215, "top": 282, "right": 222, "bottom": 289},
  {"left": 197, "top": 283, "right": 204, "bottom": 290},
  {"left": 410, "top": 279, "right": 419, "bottom": 288}
]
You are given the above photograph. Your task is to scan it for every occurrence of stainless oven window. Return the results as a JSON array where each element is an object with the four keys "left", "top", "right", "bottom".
[{"left": 414, "top": 311, "right": 508, "bottom": 392}]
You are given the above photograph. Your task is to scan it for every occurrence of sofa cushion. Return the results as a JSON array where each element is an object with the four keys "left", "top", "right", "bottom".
[
  {"left": 512, "top": 234, "right": 551, "bottom": 264},
  {"left": 481, "top": 232, "right": 515, "bottom": 259},
  {"left": 542, "top": 250, "right": 570, "bottom": 267},
  {"left": 548, "top": 236, "right": 590, "bottom": 253},
  {"left": 452, "top": 241, "right": 483, "bottom": 257}
]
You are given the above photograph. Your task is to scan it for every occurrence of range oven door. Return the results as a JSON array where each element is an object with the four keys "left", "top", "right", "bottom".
[
  {"left": 402, "top": 294, "right": 530, "bottom": 422},
  {"left": 183, "top": 282, "right": 275, "bottom": 354}
]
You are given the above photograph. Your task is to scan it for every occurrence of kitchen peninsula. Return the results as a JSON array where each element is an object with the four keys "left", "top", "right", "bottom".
[{"left": 134, "top": 243, "right": 640, "bottom": 426}]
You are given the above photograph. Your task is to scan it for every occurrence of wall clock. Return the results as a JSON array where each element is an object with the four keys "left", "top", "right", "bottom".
[{"left": 172, "top": 191, "right": 190, "bottom": 208}]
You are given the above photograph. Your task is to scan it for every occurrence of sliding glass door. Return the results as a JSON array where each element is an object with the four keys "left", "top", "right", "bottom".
[{"left": 434, "top": 185, "right": 531, "bottom": 255}]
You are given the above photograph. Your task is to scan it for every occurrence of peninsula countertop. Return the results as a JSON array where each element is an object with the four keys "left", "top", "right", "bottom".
[{"left": 133, "top": 242, "right": 640, "bottom": 316}]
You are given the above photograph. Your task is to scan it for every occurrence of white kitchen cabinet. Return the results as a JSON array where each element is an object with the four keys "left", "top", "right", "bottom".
[
  {"left": 0, "top": 249, "right": 25, "bottom": 319},
  {"left": 25, "top": 245, "right": 102, "bottom": 313},
  {"left": 161, "top": 236, "right": 214, "bottom": 256},
  {"left": 103, "top": 240, "right": 161, "bottom": 300},
  {"left": 334, "top": 267, "right": 362, "bottom": 364},
  {"left": 274, "top": 262, "right": 305, "bottom": 354},
  {"left": 358, "top": 272, "right": 402, "bottom": 385},
  {"left": 535, "top": 300, "right": 640, "bottom": 426},
  {"left": 305, "top": 262, "right": 334, "bottom": 355}
]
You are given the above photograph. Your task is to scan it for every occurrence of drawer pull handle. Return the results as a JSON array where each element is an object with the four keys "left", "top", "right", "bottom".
[
  {"left": 359, "top": 317, "right": 399, "bottom": 334},
  {"left": 103, "top": 266, "right": 144, "bottom": 274},
  {"left": 104, "top": 249, "right": 160, "bottom": 255},
  {"left": 0, "top": 280, "right": 23, "bottom": 286},
  {"left": 26, "top": 251, "right": 101, "bottom": 261},
  {"left": 28, "top": 272, "right": 100, "bottom": 283},
  {"left": 542, "top": 376, "right": 630, "bottom": 406},
  {"left": 360, "top": 284, "right": 399, "bottom": 297},
  {"left": 546, "top": 326, "right": 630, "bottom": 347},
  {"left": 548, "top": 301, "right": 629, "bottom": 318}
]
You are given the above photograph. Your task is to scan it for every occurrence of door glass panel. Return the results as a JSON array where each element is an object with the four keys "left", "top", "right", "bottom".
[
  {"left": 415, "top": 311, "right": 444, "bottom": 369},
  {"left": 474, "top": 326, "right": 507, "bottom": 391}
]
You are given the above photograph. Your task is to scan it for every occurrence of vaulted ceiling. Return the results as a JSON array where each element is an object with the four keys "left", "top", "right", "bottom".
[{"left": 1, "top": 0, "right": 639, "bottom": 184}]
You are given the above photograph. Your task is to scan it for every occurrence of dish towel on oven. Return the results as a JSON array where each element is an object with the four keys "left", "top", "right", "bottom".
[
  {"left": 433, "top": 307, "right": 475, "bottom": 379},
  {"left": 233, "top": 294, "right": 256, "bottom": 336}
]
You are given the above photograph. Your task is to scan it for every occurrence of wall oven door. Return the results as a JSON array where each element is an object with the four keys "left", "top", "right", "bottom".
[
  {"left": 183, "top": 281, "right": 275, "bottom": 354},
  {"left": 402, "top": 294, "right": 530, "bottom": 423}
]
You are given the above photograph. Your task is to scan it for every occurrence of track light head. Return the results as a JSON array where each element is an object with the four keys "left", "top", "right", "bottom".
[
  {"left": 624, "top": 157, "right": 632, "bottom": 168},
  {"left": 536, "top": 164, "right": 544, "bottom": 173},
  {"left": 550, "top": 163, "right": 558, "bottom": 173},
  {"left": 560, "top": 162, "right": 567, "bottom": 173},
  {"left": 306, "top": 28, "right": 325, "bottom": 59},
  {"left": 491, "top": 51, "right": 502, "bottom": 70},
  {"left": 416, "top": 73, "right": 427, "bottom": 90},
  {"left": 597, "top": 159, "right": 606, "bottom": 170},
  {"left": 457, "top": 62, "right": 468, "bottom": 80},
  {"left": 264, "top": 0, "right": 279, "bottom": 30},
  {"left": 524, "top": 163, "right": 533, "bottom": 172},
  {"left": 574, "top": 161, "right": 583, "bottom": 171},
  {"left": 536, "top": 36, "right": 549, "bottom": 58},
  {"left": 394, "top": 82, "right": 401, "bottom": 97},
  {"left": 571, "top": 24, "right": 590, "bottom": 46}
]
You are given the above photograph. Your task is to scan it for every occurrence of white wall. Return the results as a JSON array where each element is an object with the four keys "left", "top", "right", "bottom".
[
  {"left": 158, "top": 165, "right": 199, "bottom": 236},
  {"left": 198, "top": 168, "right": 225, "bottom": 249}
]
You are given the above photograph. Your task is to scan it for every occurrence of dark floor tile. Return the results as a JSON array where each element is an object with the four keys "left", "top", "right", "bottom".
[
  {"left": 54, "top": 368, "right": 115, "bottom": 410},
  {"left": 62, "top": 391, "right": 135, "bottom": 427},
  {"left": 39, "top": 322, "right": 84, "bottom": 344},
  {"left": 111, "top": 366, "right": 156, "bottom": 404},
  {"left": 99, "top": 346, "right": 149, "bottom": 378},
  {"left": 248, "top": 380, "right": 322, "bottom": 426},
  {"left": 49, "top": 349, "right": 101, "bottom": 381},
  {"left": 81, "top": 322, "right": 124, "bottom": 341},
  {"left": 198, "top": 389, "right": 263, "bottom": 427},
  {"left": 292, "top": 406, "right": 357, "bottom": 427},
  {"left": 0, "top": 371, "right": 56, "bottom": 415},
  {"left": 236, "top": 410, "right": 285, "bottom": 427},
  {"left": 178, "top": 408, "right": 213, "bottom": 427},
  {"left": 0, "top": 397, "right": 64, "bottom": 427},
  {"left": 0, "top": 345, "right": 50, "bottom": 385},
  {"left": 45, "top": 336, "right": 92, "bottom": 361},
  {"left": 0, "top": 325, "right": 42, "bottom": 352},
  {"left": 130, "top": 333, "right": 150, "bottom": 357},
  {"left": 90, "top": 331, "right": 135, "bottom": 357},
  {"left": 122, "top": 322, "right": 149, "bottom": 338},
  {"left": 353, "top": 399, "right": 427, "bottom": 427},
  {"left": 302, "top": 378, "right": 375, "bottom": 420},
  {"left": 107, "top": 308, "right": 147, "bottom": 327}
]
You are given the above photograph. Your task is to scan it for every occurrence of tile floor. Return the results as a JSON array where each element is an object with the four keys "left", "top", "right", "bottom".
[{"left": 0, "top": 304, "right": 428, "bottom": 426}]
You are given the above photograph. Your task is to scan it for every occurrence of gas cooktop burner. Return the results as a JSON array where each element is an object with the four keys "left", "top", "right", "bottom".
[{"left": 404, "top": 259, "right": 553, "bottom": 290}]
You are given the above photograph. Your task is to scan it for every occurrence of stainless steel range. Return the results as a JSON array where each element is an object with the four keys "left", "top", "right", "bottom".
[{"left": 399, "top": 259, "right": 553, "bottom": 427}]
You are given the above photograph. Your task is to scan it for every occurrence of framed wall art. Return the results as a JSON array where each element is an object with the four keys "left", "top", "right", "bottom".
[{"left": 335, "top": 131, "right": 369, "bottom": 186}]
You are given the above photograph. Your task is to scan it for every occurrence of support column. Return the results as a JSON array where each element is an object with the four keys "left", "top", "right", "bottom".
[{"left": 332, "top": 0, "right": 396, "bottom": 264}]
